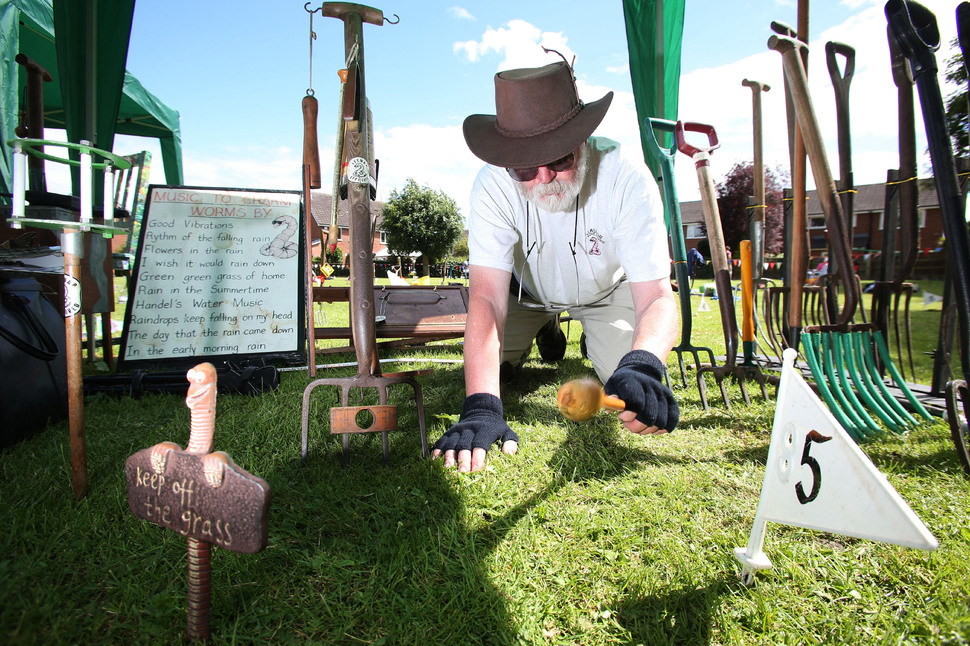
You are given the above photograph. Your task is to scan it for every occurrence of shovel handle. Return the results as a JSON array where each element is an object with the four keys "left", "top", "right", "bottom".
[
  {"left": 675, "top": 121, "right": 720, "bottom": 159},
  {"left": 825, "top": 41, "right": 856, "bottom": 90}
]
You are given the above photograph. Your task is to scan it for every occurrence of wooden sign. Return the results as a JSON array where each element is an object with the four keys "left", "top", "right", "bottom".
[
  {"left": 125, "top": 446, "right": 270, "bottom": 554},
  {"left": 118, "top": 186, "right": 304, "bottom": 369}
]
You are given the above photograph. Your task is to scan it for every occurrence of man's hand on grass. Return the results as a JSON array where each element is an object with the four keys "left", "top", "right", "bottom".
[{"left": 431, "top": 393, "right": 518, "bottom": 473}]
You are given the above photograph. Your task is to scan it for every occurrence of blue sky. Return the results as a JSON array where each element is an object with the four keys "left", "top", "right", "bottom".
[{"left": 48, "top": 0, "right": 962, "bottom": 217}]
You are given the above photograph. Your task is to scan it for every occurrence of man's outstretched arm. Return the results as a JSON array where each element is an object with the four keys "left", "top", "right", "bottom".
[{"left": 432, "top": 265, "right": 518, "bottom": 472}]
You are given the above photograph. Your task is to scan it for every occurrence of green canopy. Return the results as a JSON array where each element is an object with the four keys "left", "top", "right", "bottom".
[
  {"left": 0, "top": 0, "right": 183, "bottom": 198},
  {"left": 622, "top": 0, "right": 685, "bottom": 181}
]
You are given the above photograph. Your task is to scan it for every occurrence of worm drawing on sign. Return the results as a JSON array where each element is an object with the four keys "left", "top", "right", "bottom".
[{"left": 260, "top": 215, "right": 298, "bottom": 258}]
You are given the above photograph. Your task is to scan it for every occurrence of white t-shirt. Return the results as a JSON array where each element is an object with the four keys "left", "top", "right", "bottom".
[{"left": 468, "top": 137, "right": 669, "bottom": 307}]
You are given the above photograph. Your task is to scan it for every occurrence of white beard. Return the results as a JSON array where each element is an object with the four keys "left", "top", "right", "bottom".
[{"left": 516, "top": 144, "right": 588, "bottom": 213}]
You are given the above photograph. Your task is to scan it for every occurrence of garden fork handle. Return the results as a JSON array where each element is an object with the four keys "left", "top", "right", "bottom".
[{"left": 677, "top": 121, "right": 727, "bottom": 276}]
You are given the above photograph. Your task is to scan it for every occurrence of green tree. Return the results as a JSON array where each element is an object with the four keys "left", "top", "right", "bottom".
[
  {"left": 447, "top": 230, "right": 469, "bottom": 262},
  {"left": 381, "top": 178, "right": 464, "bottom": 277},
  {"left": 714, "top": 161, "right": 788, "bottom": 256}
]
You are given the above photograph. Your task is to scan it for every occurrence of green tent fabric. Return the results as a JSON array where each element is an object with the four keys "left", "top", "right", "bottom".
[
  {"left": 0, "top": 0, "right": 183, "bottom": 199},
  {"left": 622, "top": 0, "right": 685, "bottom": 181}
]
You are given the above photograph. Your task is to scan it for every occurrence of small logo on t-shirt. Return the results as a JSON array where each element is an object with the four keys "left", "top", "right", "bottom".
[{"left": 586, "top": 229, "right": 604, "bottom": 256}]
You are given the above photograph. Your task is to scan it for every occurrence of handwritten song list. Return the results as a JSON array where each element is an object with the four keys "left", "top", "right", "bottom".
[{"left": 122, "top": 188, "right": 302, "bottom": 363}]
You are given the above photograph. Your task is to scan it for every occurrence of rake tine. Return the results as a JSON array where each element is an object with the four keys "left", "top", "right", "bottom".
[
  {"left": 800, "top": 331, "right": 864, "bottom": 439},
  {"left": 859, "top": 332, "right": 919, "bottom": 426},
  {"left": 847, "top": 330, "right": 908, "bottom": 431},
  {"left": 827, "top": 331, "right": 881, "bottom": 436},
  {"left": 840, "top": 329, "right": 900, "bottom": 433},
  {"left": 817, "top": 332, "right": 869, "bottom": 435},
  {"left": 873, "top": 329, "right": 933, "bottom": 420}
]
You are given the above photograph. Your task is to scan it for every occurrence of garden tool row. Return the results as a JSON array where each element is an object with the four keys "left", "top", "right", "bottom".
[
  {"left": 300, "top": 3, "right": 428, "bottom": 466},
  {"left": 886, "top": 0, "right": 970, "bottom": 469},
  {"left": 769, "top": 32, "right": 931, "bottom": 440},
  {"left": 870, "top": 29, "right": 921, "bottom": 383},
  {"left": 642, "top": 118, "right": 716, "bottom": 388},
  {"left": 676, "top": 121, "right": 770, "bottom": 411}
]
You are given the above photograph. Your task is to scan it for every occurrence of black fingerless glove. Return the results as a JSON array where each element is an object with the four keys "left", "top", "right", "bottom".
[
  {"left": 432, "top": 393, "right": 520, "bottom": 454},
  {"left": 603, "top": 350, "right": 679, "bottom": 431}
]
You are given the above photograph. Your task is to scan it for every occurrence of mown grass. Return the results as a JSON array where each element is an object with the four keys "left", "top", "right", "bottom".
[{"left": 2, "top": 277, "right": 969, "bottom": 644}]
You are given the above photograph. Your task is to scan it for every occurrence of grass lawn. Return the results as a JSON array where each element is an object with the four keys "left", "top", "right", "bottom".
[{"left": 2, "top": 277, "right": 969, "bottom": 644}]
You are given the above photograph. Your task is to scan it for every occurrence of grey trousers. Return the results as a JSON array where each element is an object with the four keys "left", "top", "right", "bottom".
[{"left": 501, "top": 280, "right": 635, "bottom": 383}]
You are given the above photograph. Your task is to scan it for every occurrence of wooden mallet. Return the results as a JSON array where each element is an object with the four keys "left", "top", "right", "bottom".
[{"left": 556, "top": 378, "right": 626, "bottom": 422}]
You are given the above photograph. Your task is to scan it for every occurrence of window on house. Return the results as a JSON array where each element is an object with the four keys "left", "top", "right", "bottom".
[
  {"left": 379, "top": 230, "right": 388, "bottom": 244},
  {"left": 808, "top": 215, "right": 826, "bottom": 229},
  {"left": 685, "top": 224, "right": 704, "bottom": 239}
]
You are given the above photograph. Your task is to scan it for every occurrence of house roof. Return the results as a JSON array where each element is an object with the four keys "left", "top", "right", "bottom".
[
  {"left": 677, "top": 180, "right": 941, "bottom": 225},
  {"left": 308, "top": 191, "right": 384, "bottom": 230}
]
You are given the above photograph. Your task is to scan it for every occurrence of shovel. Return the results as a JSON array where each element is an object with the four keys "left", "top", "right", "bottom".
[
  {"left": 641, "top": 118, "right": 717, "bottom": 388},
  {"left": 677, "top": 121, "right": 771, "bottom": 410}
]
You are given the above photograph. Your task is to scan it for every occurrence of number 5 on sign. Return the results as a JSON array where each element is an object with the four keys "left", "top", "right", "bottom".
[{"left": 735, "top": 349, "right": 938, "bottom": 585}]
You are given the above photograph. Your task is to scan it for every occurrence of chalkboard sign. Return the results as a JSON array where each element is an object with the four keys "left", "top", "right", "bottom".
[{"left": 118, "top": 186, "right": 304, "bottom": 369}]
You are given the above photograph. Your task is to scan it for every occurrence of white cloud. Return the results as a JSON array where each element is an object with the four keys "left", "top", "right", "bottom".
[
  {"left": 447, "top": 6, "right": 475, "bottom": 21},
  {"left": 453, "top": 19, "right": 576, "bottom": 72}
]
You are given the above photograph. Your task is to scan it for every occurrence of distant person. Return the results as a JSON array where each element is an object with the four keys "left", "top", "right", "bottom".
[
  {"left": 431, "top": 58, "right": 679, "bottom": 473},
  {"left": 686, "top": 247, "right": 704, "bottom": 288}
]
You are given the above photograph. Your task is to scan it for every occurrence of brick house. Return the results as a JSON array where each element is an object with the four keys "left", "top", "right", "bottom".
[
  {"left": 306, "top": 191, "right": 392, "bottom": 263},
  {"left": 678, "top": 180, "right": 944, "bottom": 257}
]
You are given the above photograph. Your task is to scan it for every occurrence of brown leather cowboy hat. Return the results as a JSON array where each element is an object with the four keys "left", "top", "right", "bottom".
[{"left": 463, "top": 61, "right": 613, "bottom": 169}]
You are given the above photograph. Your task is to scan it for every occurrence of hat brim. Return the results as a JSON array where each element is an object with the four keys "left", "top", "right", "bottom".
[{"left": 462, "top": 92, "right": 613, "bottom": 169}]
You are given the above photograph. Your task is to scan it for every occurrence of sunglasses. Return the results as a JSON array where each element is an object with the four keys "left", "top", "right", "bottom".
[{"left": 506, "top": 152, "right": 576, "bottom": 182}]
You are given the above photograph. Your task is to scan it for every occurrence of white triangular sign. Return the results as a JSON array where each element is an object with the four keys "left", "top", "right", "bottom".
[
  {"left": 696, "top": 294, "right": 710, "bottom": 312},
  {"left": 734, "top": 348, "right": 938, "bottom": 584},
  {"left": 923, "top": 291, "right": 943, "bottom": 307}
]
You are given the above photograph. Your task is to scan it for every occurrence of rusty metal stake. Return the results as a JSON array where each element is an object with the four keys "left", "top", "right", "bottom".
[{"left": 183, "top": 363, "right": 217, "bottom": 641}]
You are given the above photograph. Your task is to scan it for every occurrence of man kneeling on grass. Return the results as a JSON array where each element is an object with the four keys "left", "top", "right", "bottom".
[{"left": 432, "top": 55, "right": 680, "bottom": 473}]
